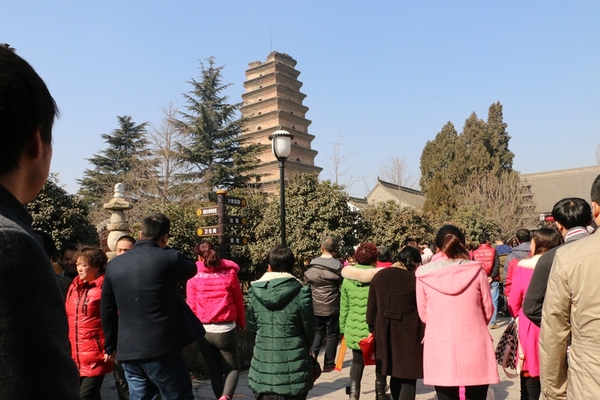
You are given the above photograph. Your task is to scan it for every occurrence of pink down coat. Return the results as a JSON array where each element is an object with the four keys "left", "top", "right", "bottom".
[
  {"left": 415, "top": 259, "right": 499, "bottom": 387},
  {"left": 186, "top": 259, "right": 245, "bottom": 329},
  {"left": 508, "top": 255, "right": 541, "bottom": 377}
]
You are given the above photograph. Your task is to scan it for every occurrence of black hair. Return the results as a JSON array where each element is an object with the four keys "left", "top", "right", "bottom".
[
  {"left": 321, "top": 236, "right": 337, "bottom": 253},
  {"left": 478, "top": 232, "right": 490, "bottom": 244},
  {"left": 516, "top": 229, "right": 531, "bottom": 243},
  {"left": 59, "top": 242, "right": 77, "bottom": 259},
  {"left": 267, "top": 246, "right": 294, "bottom": 273},
  {"left": 592, "top": 175, "right": 600, "bottom": 204},
  {"left": 34, "top": 230, "right": 56, "bottom": 260},
  {"left": 377, "top": 245, "right": 391, "bottom": 263},
  {"left": 141, "top": 213, "right": 170, "bottom": 241},
  {"left": 396, "top": 246, "right": 422, "bottom": 271},
  {"left": 0, "top": 45, "right": 58, "bottom": 175},
  {"left": 551, "top": 198, "right": 591, "bottom": 229},
  {"left": 116, "top": 235, "right": 136, "bottom": 246},
  {"left": 435, "top": 225, "right": 470, "bottom": 260}
]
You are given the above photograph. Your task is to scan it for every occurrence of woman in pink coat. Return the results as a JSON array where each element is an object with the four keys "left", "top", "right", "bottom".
[
  {"left": 415, "top": 225, "right": 499, "bottom": 400},
  {"left": 186, "top": 240, "right": 245, "bottom": 400},
  {"left": 508, "top": 228, "right": 562, "bottom": 400}
]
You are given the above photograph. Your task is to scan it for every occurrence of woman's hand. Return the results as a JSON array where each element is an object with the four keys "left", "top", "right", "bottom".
[{"left": 104, "top": 353, "right": 115, "bottom": 362}]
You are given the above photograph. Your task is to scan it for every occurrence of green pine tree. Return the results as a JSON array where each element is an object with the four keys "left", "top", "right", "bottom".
[
  {"left": 176, "top": 56, "right": 261, "bottom": 196},
  {"left": 78, "top": 115, "right": 155, "bottom": 208}
]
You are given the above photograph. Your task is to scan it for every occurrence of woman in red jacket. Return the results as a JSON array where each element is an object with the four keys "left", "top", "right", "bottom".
[
  {"left": 66, "top": 246, "right": 113, "bottom": 400},
  {"left": 186, "top": 240, "right": 245, "bottom": 400}
]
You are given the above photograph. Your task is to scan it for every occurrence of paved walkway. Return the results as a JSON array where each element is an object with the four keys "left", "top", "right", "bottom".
[{"left": 100, "top": 317, "right": 521, "bottom": 399}]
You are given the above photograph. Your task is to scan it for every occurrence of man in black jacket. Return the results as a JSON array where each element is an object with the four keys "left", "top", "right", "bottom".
[
  {"left": 303, "top": 236, "right": 343, "bottom": 372},
  {"left": 523, "top": 197, "right": 591, "bottom": 326},
  {"left": 102, "top": 213, "right": 202, "bottom": 400},
  {"left": 0, "top": 45, "right": 81, "bottom": 398}
]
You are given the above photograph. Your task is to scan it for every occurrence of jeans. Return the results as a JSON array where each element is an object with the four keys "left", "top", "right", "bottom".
[
  {"left": 311, "top": 314, "right": 340, "bottom": 367},
  {"left": 114, "top": 359, "right": 130, "bottom": 400},
  {"left": 122, "top": 352, "right": 193, "bottom": 400},
  {"left": 197, "top": 330, "right": 240, "bottom": 398},
  {"left": 490, "top": 280, "right": 500, "bottom": 325},
  {"left": 435, "top": 385, "right": 489, "bottom": 400}
]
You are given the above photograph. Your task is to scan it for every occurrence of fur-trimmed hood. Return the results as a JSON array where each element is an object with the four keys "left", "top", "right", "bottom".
[
  {"left": 516, "top": 254, "right": 542, "bottom": 270},
  {"left": 251, "top": 272, "right": 302, "bottom": 310},
  {"left": 341, "top": 264, "right": 379, "bottom": 285}
]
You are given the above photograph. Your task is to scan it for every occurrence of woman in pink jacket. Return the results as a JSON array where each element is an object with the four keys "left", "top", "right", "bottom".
[
  {"left": 508, "top": 228, "right": 562, "bottom": 400},
  {"left": 186, "top": 240, "right": 245, "bottom": 400},
  {"left": 415, "top": 225, "right": 499, "bottom": 400}
]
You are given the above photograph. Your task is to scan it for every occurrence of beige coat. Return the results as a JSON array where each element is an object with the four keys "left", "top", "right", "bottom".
[{"left": 540, "top": 231, "right": 600, "bottom": 400}]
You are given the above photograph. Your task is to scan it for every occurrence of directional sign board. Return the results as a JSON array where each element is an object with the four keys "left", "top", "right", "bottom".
[
  {"left": 226, "top": 216, "right": 247, "bottom": 225},
  {"left": 197, "top": 226, "right": 220, "bottom": 236},
  {"left": 197, "top": 207, "right": 218, "bottom": 217},
  {"left": 225, "top": 196, "right": 247, "bottom": 207},
  {"left": 226, "top": 236, "right": 248, "bottom": 245}
]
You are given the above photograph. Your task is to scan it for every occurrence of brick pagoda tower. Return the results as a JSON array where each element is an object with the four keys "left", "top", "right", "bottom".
[{"left": 241, "top": 51, "right": 321, "bottom": 188}]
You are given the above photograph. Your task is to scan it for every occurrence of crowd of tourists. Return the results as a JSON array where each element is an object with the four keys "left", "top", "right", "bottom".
[{"left": 3, "top": 45, "right": 600, "bottom": 400}]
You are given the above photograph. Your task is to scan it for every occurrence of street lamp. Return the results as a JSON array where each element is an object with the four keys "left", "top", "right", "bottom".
[{"left": 269, "top": 130, "right": 294, "bottom": 247}]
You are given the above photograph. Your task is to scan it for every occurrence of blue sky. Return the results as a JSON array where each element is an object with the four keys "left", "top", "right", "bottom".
[{"left": 3, "top": 1, "right": 599, "bottom": 197}]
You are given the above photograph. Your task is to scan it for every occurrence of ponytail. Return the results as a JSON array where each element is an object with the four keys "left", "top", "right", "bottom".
[
  {"left": 435, "top": 225, "right": 470, "bottom": 260},
  {"left": 193, "top": 240, "right": 221, "bottom": 268}
]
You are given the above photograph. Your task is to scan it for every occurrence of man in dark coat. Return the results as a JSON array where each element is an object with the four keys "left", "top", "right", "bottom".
[
  {"left": 101, "top": 212, "right": 203, "bottom": 400},
  {"left": 523, "top": 197, "right": 591, "bottom": 326},
  {"left": 303, "top": 236, "right": 343, "bottom": 372},
  {"left": 0, "top": 45, "right": 81, "bottom": 399}
]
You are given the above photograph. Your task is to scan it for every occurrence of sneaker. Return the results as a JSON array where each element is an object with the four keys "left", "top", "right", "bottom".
[
  {"left": 489, "top": 324, "right": 500, "bottom": 329},
  {"left": 323, "top": 364, "right": 335, "bottom": 372}
]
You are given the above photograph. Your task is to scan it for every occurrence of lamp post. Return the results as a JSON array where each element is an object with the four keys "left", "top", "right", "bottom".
[{"left": 269, "top": 130, "right": 294, "bottom": 247}]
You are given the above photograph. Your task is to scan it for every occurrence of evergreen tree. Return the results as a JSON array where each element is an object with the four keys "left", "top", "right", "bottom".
[
  {"left": 420, "top": 122, "right": 460, "bottom": 216},
  {"left": 419, "top": 102, "right": 515, "bottom": 219},
  {"left": 176, "top": 57, "right": 261, "bottom": 195},
  {"left": 78, "top": 116, "right": 155, "bottom": 208},
  {"left": 28, "top": 175, "right": 98, "bottom": 246}
]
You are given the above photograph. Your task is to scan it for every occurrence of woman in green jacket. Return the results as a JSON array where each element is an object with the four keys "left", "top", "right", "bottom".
[
  {"left": 247, "top": 246, "right": 315, "bottom": 400},
  {"left": 340, "top": 243, "right": 380, "bottom": 400}
]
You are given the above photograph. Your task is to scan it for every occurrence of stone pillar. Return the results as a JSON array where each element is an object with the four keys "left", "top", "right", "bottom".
[{"left": 103, "top": 183, "right": 133, "bottom": 259}]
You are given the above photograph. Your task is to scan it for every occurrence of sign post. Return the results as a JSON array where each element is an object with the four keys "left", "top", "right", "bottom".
[{"left": 197, "top": 190, "right": 248, "bottom": 259}]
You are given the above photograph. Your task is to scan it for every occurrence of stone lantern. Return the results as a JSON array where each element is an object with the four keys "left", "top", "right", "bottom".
[{"left": 103, "top": 183, "right": 133, "bottom": 259}]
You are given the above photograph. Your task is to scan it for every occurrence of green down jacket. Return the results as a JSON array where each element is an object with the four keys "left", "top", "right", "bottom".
[
  {"left": 340, "top": 264, "right": 380, "bottom": 350},
  {"left": 247, "top": 272, "right": 315, "bottom": 396}
]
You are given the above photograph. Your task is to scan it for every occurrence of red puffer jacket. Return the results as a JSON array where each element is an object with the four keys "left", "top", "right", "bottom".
[
  {"left": 66, "top": 275, "right": 113, "bottom": 377},
  {"left": 472, "top": 244, "right": 499, "bottom": 281}
]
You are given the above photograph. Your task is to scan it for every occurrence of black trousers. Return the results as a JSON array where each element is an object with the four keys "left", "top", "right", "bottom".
[
  {"left": 435, "top": 385, "right": 489, "bottom": 400},
  {"left": 80, "top": 376, "right": 105, "bottom": 400},
  {"left": 311, "top": 313, "right": 340, "bottom": 367}
]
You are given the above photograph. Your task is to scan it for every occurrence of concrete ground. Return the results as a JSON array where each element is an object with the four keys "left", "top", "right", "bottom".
[{"left": 100, "top": 316, "right": 521, "bottom": 399}]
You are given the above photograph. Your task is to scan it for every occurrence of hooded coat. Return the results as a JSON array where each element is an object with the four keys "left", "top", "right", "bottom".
[
  {"left": 247, "top": 272, "right": 315, "bottom": 396},
  {"left": 415, "top": 259, "right": 499, "bottom": 387},
  {"left": 340, "top": 264, "right": 380, "bottom": 350},
  {"left": 366, "top": 267, "right": 424, "bottom": 379}
]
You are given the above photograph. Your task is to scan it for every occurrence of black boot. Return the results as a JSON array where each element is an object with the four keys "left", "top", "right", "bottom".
[
  {"left": 345, "top": 380, "right": 360, "bottom": 400},
  {"left": 375, "top": 378, "right": 388, "bottom": 400}
]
